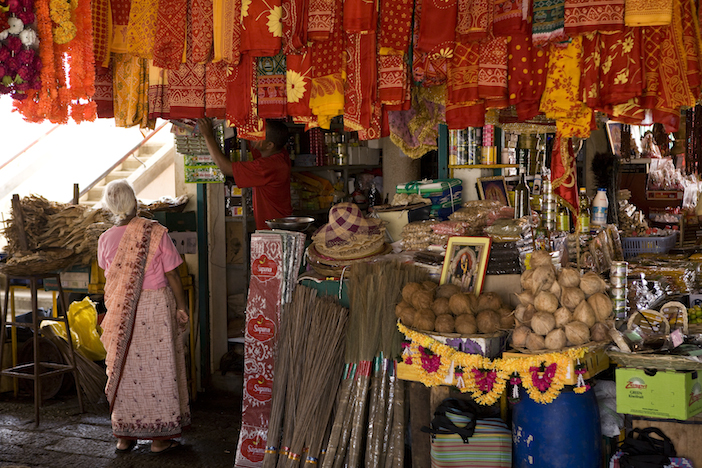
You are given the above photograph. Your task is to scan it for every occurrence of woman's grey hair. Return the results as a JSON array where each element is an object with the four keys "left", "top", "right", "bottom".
[{"left": 102, "top": 179, "right": 138, "bottom": 223}]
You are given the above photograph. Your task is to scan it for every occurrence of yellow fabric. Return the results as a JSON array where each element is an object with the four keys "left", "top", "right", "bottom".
[
  {"left": 625, "top": 0, "right": 673, "bottom": 26},
  {"left": 309, "top": 73, "right": 345, "bottom": 129},
  {"left": 113, "top": 53, "right": 154, "bottom": 129},
  {"left": 539, "top": 37, "right": 592, "bottom": 138},
  {"left": 126, "top": 0, "right": 159, "bottom": 58},
  {"left": 212, "top": 0, "right": 223, "bottom": 62},
  {"left": 148, "top": 59, "right": 168, "bottom": 86}
]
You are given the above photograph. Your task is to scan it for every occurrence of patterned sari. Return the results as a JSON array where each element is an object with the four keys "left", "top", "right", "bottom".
[{"left": 100, "top": 218, "right": 190, "bottom": 440}]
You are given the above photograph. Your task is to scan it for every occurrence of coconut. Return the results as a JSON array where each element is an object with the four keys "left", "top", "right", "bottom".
[
  {"left": 395, "top": 301, "right": 413, "bottom": 318},
  {"left": 531, "top": 311, "right": 556, "bottom": 335},
  {"left": 534, "top": 291, "right": 559, "bottom": 313},
  {"left": 531, "top": 266, "right": 556, "bottom": 294},
  {"left": 526, "top": 333, "right": 546, "bottom": 351},
  {"left": 466, "top": 293, "right": 479, "bottom": 312},
  {"left": 549, "top": 279, "right": 562, "bottom": 298},
  {"left": 587, "top": 293, "right": 613, "bottom": 322},
  {"left": 511, "top": 325, "right": 531, "bottom": 348},
  {"left": 399, "top": 307, "right": 416, "bottom": 328},
  {"left": 573, "top": 301, "right": 596, "bottom": 328},
  {"left": 434, "top": 314, "right": 455, "bottom": 333},
  {"left": 499, "top": 313, "right": 515, "bottom": 329},
  {"left": 514, "top": 303, "right": 536, "bottom": 326},
  {"left": 560, "top": 287, "right": 585, "bottom": 310},
  {"left": 565, "top": 321, "right": 590, "bottom": 346},
  {"left": 545, "top": 328, "right": 567, "bottom": 350},
  {"left": 515, "top": 291, "right": 535, "bottom": 306},
  {"left": 530, "top": 250, "right": 553, "bottom": 269},
  {"left": 414, "top": 308, "right": 436, "bottom": 331},
  {"left": 477, "top": 292, "right": 503, "bottom": 312},
  {"left": 432, "top": 297, "right": 451, "bottom": 316},
  {"left": 558, "top": 267, "right": 581, "bottom": 288},
  {"left": 436, "top": 283, "right": 462, "bottom": 299},
  {"left": 476, "top": 310, "right": 501, "bottom": 334},
  {"left": 455, "top": 314, "right": 478, "bottom": 335},
  {"left": 590, "top": 322, "right": 610, "bottom": 342},
  {"left": 554, "top": 307, "right": 572, "bottom": 328},
  {"left": 579, "top": 271, "right": 607, "bottom": 297},
  {"left": 411, "top": 289, "right": 434, "bottom": 310},
  {"left": 449, "top": 293, "right": 473, "bottom": 315},
  {"left": 402, "top": 282, "right": 423, "bottom": 303},
  {"left": 521, "top": 269, "right": 534, "bottom": 292},
  {"left": 422, "top": 280, "right": 438, "bottom": 291}
]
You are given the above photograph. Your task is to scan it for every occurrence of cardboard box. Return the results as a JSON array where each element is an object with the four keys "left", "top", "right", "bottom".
[
  {"left": 44, "top": 265, "right": 91, "bottom": 292},
  {"left": 502, "top": 346, "right": 610, "bottom": 385},
  {"left": 170, "top": 232, "right": 198, "bottom": 254},
  {"left": 616, "top": 367, "right": 702, "bottom": 420},
  {"left": 689, "top": 293, "right": 702, "bottom": 307}
]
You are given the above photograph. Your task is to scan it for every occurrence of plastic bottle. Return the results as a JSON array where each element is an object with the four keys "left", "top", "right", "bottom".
[
  {"left": 578, "top": 187, "right": 591, "bottom": 234},
  {"left": 591, "top": 188, "right": 608, "bottom": 227}
]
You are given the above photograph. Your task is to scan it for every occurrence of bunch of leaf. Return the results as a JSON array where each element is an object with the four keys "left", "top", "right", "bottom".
[
  {"left": 3, "top": 195, "right": 114, "bottom": 266},
  {"left": 511, "top": 252, "right": 614, "bottom": 351},
  {"left": 395, "top": 282, "right": 514, "bottom": 335}
]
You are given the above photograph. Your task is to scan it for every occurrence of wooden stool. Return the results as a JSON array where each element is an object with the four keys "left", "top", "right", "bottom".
[{"left": 0, "top": 273, "right": 84, "bottom": 426}]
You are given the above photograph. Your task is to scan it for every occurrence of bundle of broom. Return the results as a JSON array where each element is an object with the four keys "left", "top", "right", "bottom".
[
  {"left": 261, "top": 286, "right": 348, "bottom": 468},
  {"left": 41, "top": 325, "right": 107, "bottom": 405},
  {"left": 323, "top": 261, "right": 428, "bottom": 468}
]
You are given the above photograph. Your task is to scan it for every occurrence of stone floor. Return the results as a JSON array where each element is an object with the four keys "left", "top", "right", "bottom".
[{"left": 0, "top": 384, "right": 242, "bottom": 468}]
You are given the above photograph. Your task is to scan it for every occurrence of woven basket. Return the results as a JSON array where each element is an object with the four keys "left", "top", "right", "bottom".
[
  {"left": 627, "top": 309, "right": 670, "bottom": 336},
  {"left": 0, "top": 249, "right": 75, "bottom": 276},
  {"left": 607, "top": 349, "right": 702, "bottom": 371},
  {"left": 658, "top": 301, "right": 688, "bottom": 334}
]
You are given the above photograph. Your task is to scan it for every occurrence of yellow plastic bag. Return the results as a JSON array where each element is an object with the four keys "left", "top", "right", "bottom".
[{"left": 41, "top": 297, "right": 107, "bottom": 361}]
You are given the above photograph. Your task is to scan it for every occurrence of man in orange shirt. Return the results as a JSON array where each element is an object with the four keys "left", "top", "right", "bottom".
[{"left": 198, "top": 118, "right": 292, "bottom": 230}]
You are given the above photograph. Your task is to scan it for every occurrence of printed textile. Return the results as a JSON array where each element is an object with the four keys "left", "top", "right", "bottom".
[
  {"left": 507, "top": 34, "right": 548, "bottom": 121},
  {"left": 309, "top": 0, "right": 344, "bottom": 128},
  {"left": 412, "top": 0, "right": 449, "bottom": 87},
  {"left": 168, "top": 61, "right": 227, "bottom": 118},
  {"left": 94, "top": 64, "right": 115, "bottom": 118},
  {"left": 92, "top": 0, "right": 111, "bottom": 66},
  {"left": 148, "top": 62, "right": 170, "bottom": 119},
  {"left": 551, "top": 134, "right": 578, "bottom": 215},
  {"left": 388, "top": 85, "right": 446, "bottom": 159},
  {"left": 308, "top": 0, "right": 334, "bottom": 42},
  {"left": 379, "top": 54, "right": 408, "bottom": 105},
  {"left": 110, "top": 0, "right": 131, "bottom": 53},
  {"left": 417, "top": 0, "right": 457, "bottom": 54},
  {"left": 282, "top": 0, "right": 307, "bottom": 53},
  {"left": 125, "top": 0, "right": 158, "bottom": 59},
  {"left": 191, "top": 0, "right": 214, "bottom": 63},
  {"left": 379, "top": 0, "right": 413, "bottom": 53},
  {"left": 344, "top": 0, "right": 377, "bottom": 32},
  {"left": 563, "top": 0, "right": 624, "bottom": 35},
  {"left": 257, "top": 52, "right": 287, "bottom": 118},
  {"left": 345, "top": 32, "right": 377, "bottom": 131},
  {"left": 240, "top": 0, "right": 282, "bottom": 56},
  {"left": 532, "top": 0, "right": 566, "bottom": 46},
  {"left": 214, "top": 0, "right": 240, "bottom": 63},
  {"left": 478, "top": 36, "right": 509, "bottom": 109},
  {"left": 152, "top": 0, "right": 186, "bottom": 69},
  {"left": 625, "top": 0, "right": 673, "bottom": 26},
  {"left": 493, "top": 0, "right": 530, "bottom": 36},
  {"left": 286, "top": 51, "right": 313, "bottom": 116},
  {"left": 113, "top": 53, "right": 153, "bottom": 128},
  {"left": 456, "top": 0, "right": 491, "bottom": 43}
]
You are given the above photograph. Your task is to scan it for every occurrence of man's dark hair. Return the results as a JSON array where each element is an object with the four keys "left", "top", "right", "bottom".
[{"left": 265, "top": 120, "right": 290, "bottom": 150}]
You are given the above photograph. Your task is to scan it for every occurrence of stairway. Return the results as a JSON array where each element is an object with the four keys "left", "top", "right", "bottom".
[{"left": 79, "top": 123, "right": 175, "bottom": 208}]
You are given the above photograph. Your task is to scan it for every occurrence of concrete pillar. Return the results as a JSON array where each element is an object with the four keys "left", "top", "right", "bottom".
[{"left": 380, "top": 137, "right": 422, "bottom": 202}]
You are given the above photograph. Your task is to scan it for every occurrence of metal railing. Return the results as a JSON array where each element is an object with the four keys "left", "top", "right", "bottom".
[{"left": 72, "top": 121, "right": 171, "bottom": 202}]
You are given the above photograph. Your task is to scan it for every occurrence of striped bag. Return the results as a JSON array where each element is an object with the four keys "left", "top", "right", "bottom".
[{"left": 424, "top": 398, "right": 512, "bottom": 468}]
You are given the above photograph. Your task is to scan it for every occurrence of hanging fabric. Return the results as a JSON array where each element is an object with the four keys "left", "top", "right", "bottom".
[
  {"left": 478, "top": 36, "right": 509, "bottom": 109},
  {"left": 110, "top": 0, "right": 131, "bottom": 54},
  {"left": 92, "top": 0, "right": 112, "bottom": 67},
  {"left": 507, "top": 34, "right": 548, "bottom": 121},
  {"left": 214, "top": 0, "right": 240, "bottom": 63},
  {"left": 286, "top": 51, "right": 314, "bottom": 117},
  {"left": 625, "top": 0, "right": 673, "bottom": 26},
  {"left": 307, "top": 0, "right": 334, "bottom": 42},
  {"left": 551, "top": 134, "right": 578, "bottom": 215},
  {"left": 257, "top": 52, "right": 288, "bottom": 118},
  {"left": 412, "top": 0, "right": 449, "bottom": 87},
  {"left": 152, "top": 0, "right": 187, "bottom": 69},
  {"left": 532, "top": 0, "right": 566, "bottom": 46},
  {"left": 493, "top": 0, "right": 530, "bottom": 36},
  {"left": 309, "top": 0, "right": 344, "bottom": 128},
  {"left": 456, "top": 0, "right": 492, "bottom": 43},
  {"left": 344, "top": 32, "right": 377, "bottom": 131},
  {"left": 125, "top": 0, "right": 158, "bottom": 59},
  {"left": 94, "top": 64, "right": 115, "bottom": 118},
  {"left": 282, "top": 0, "right": 308, "bottom": 54},
  {"left": 563, "top": 0, "right": 624, "bottom": 35},
  {"left": 191, "top": 0, "right": 214, "bottom": 63},
  {"left": 113, "top": 53, "right": 153, "bottom": 128},
  {"left": 148, "top": 62, "right": 170, "bottom": 120},
  {"left": 344, "top": 0, "right": 377, "bottom": 33}
]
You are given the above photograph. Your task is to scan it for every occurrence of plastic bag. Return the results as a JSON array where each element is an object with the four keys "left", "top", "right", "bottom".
[{"left": 41, "top": 297, "right": 106, "bottom": 361}]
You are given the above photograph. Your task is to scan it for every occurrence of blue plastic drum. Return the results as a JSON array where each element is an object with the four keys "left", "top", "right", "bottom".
[{"left": 512, "top": 390, "right": 602, "bottom": 468}]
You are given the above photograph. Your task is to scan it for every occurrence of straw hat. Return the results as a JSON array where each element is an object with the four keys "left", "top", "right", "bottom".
[{"left": 312, "top": 202, "right": 384, "bottom": 247}]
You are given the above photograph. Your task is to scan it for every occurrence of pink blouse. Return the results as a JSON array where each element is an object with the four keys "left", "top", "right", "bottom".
[{"left": 97, "top": 225, "right": 183, "bottom": 290}]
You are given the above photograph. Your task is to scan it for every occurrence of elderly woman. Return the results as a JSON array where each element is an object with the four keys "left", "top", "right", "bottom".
[{"left": 97, "top": 179, "right": 190, "bottom": 454}]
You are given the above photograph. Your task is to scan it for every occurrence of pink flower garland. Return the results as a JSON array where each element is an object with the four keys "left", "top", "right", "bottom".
[
  {"left": 419, "top": 346, "right": 441, "bottom": 373},
  {"left": 471, "top": 368, "right": 497, "bottom": 393},
  {"left": 529, "top": 363, "right": 557, "bottom": 392},
  {"left": 0, "top": 0, "right": 41, "bottom": 100}
]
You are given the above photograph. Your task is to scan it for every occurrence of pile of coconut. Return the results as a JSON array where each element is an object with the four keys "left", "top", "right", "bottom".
[
  {"left": 512, "top": 250, "right": 613, "bottom": 351},
  {"left": 395, "top": 281, "right": 515, "bottom": 335}
]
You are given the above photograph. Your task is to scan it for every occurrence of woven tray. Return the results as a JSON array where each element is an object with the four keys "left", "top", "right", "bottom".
[{"left": 607, "top": 349, "right": 702, "bottom": 371}]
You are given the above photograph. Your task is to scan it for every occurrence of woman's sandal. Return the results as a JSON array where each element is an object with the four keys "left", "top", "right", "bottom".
[
  {"left": 115, "top": 440, "right": 137, "bottom": 453},
  {"left": 151, "top": 440, "right": 181, "bottom": 455}
]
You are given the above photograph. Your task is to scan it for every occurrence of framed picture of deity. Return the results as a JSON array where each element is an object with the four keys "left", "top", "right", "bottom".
[
  {"left": 440, "top": 237, "right": 492, "bottom": 295},
  {"left": 477, "top": 176, "right": 510, "bottom": 206}
]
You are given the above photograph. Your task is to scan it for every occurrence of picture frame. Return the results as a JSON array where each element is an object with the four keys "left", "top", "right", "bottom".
[
  {"left": 440, "top": 237, "right": 492, "bottom": 295},
  {"left": 605, "top": 121, "right": 622, "bottom": 157},
  {"left": 477, "top": 176, "right": 510, "bottom": 206}
]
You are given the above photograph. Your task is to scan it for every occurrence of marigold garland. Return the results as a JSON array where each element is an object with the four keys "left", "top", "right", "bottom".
[{"left": 398, "top": 321, "right": 588, "bottom": 405}]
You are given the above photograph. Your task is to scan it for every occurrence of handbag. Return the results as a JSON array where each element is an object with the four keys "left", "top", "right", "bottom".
[
  {"left": 617, "top": 427, "right": 677, "bottom": 468},
  {"left": 423, "top": 398, "right": 511, "bottom": 468}
]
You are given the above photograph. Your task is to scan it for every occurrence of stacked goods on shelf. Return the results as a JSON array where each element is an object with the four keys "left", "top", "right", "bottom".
[
  {"left": 395, "top": 282, "right": 515, "bottom": 335},
  {"left": 291, "top": 171, "right": 334, "bottom": 211},
  {"left": 396, "top": 179, "right": 463, "bottom": 220},
  {"left": 509, "top": 250, "right": 614, "bottom": 351}
]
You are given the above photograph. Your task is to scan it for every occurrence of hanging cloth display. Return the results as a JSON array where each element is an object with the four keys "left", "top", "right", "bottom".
[
  {"left": 286, "top": 51, "right": 313, "bottom": 117},
  {"left": 282, "top": 0, "right": 307, "bottom": 54},
  {"left": 226, "top": 54, "right": 255, "bottom": 126},
  {"left": 191, "top": 0, "right": 213, "bottom": 63},
  {"left": 625, "top": 0, "right": 673, "bottom": 26},
  {"left": 478, "top": 36, "right": 509, "bottom": 109},
  {"left": 448, "top": 42, "right": 480, "bottom": 105},
  {"left": 309, "top": 0, "right": 344, "bottom": 129},
  {"left": 148, "top": 61, "right": 170, "bottom": 120},
  {"left": 344, "top": 32, "right": 377, "bottom": 131},
  {"left": 240, "top": 0, "right": 282, "bottom": 56},
  {"left": 92, "top": 0, "right": 112, "bottom": 67},
  {"left": 308, "top": 0, "right": 335, "bottom": 41},
  {"left": 417, "top": 0, "right": 457, "bottom": 54},
  {"left": 125, "top": 0, "right": 158, "bottom": 59},
  {"left": 388, "top": 85, "right": 446, "bottom": 159},
  {"left": 378, "top": 55, "right": 409, "bottom": 106},
  {"left": 412, "top": 0, "right": 449, "bottom": 87},
  {"left": 110, "top": 0, "right": 131, "bottom": 53},
  {"left": 507, "top": 34, "right": 548, "bottom": 121},
  {"left": 456, "top": 0, "right": 492, "bottom": 43},
  {"left": 379, "top": 0, "right": 413, "bottom": 54},
  {"left": 493, "top": 0, "right": 530, "bottom": 36},
  {"left": 531, "top": 0, "right": 566, "bottom": 46},
  {"left": 257, "top": 52, "right": 287, "bottom": 118},
  {"left": 152, "top": 0, "right": 186, "bottom": 69},
  {"left": 94, "top": 64, "right": 115, "bottom": 118},
  {"left": 343, "top": 0, "right": 377, "bottom": 33},
  {"left": 551, "top": 134, "right": 578, "bottom": 214},
  {"left": 563, "top": 0, "right": 624, "bottom": 35},
  {"left": 214, "top": 0, "right": 240, "bottom": 63},
  {"left": 112, "top": 53, "right": 153, "bottom": 128},
  {"left": 680, "top": 0, "right": 702, "bottom": 100},
  {"left": 539, "top": 36, "right": 593, "bottom": 138}
]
